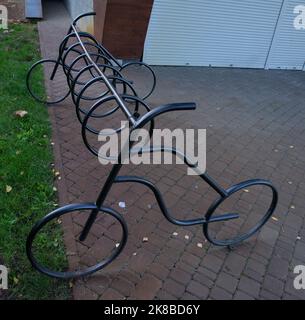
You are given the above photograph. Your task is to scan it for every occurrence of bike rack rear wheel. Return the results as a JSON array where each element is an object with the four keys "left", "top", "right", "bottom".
[
  {"left": 203, "top": 179, "right": 278, "bottom": 247},
  {"left": 26, "top": 203, "right": 128, "bottom": 279}
]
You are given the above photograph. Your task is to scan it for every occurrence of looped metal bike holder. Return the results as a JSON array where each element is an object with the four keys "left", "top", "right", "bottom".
[{"left": 26, "top": 12, "right": 279, "bottom": 279}]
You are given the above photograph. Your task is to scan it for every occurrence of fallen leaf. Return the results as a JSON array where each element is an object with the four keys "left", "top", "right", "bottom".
[
  {"left": 14, "top": 110, "right": 28, "bottom": 118},
  {"left": 271, "top": 216, "right": 278, "bottom": 222},
  {"left": 143, "top": 237, "right": 149, "bottom": 242},
  {"left": 54, "top": 171, "right": 60, "bottom": 177},
  {"left": 197, "top": 243, "right": 203, "bottom": 248},
  {"left": 173, "top": 232, "right": 178, "bottom": 236},
  {"left": 185, "top": 235, "right": 190, "bottom": 240},
  {"left": 53, "top": 187, "right": 57, "bottom": 192},
  {"left": 297, "top": 236, "right": 301, "bottom": 240},
  {"left": 115, "top": 243, "right": 120, "bottom": 248},
  {"left": 6, "top": 185, "right": 12, "bottom": 193},
  {"left": 13, "top": 277, "right": 19, "bottom": 285},
  {"left": 69, "top": 281, "right": 73, "bottom": 288}
]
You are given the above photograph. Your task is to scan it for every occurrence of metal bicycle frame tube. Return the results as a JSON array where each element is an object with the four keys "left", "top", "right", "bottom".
[
  {"left": 70, "top": 24, "right": 136, "bottom": 124},
  {"left": 79, "top": 140, "right": 229, "bottom": 241}
]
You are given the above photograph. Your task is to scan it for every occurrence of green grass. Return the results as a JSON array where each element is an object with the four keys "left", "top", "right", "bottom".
[{"left": 0, "top": 23, "right": 70, "bottom": 299}]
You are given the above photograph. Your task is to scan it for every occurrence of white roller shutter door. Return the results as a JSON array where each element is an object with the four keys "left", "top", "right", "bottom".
[
  {"left": 266, "top": 0, "right": 305, "bottom": 70},
  {"left": 144, "top": 0, "right": 283, "bottom": 68}
]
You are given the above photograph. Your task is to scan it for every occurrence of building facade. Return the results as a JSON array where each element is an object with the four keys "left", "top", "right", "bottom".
[{"left": 32, "top": 0, "right": 305, "bottom": 70}]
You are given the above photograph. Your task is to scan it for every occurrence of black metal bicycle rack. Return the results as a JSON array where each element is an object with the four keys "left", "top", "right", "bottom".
[{"left": 26, "top": 12, "right": 278, "bottom": 279}]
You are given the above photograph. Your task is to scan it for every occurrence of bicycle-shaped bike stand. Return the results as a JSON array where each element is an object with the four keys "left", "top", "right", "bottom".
[{"left": 26, "top": 13, "right": 278, "bottom": 279}]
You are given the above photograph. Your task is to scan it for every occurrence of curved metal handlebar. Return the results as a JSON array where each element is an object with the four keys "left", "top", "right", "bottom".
[
  {"left": 72, "top": 12, "right": 96, "bottom": 26},
  {"left": 133, "top": 102, "right": 196, "bottom": 130}
]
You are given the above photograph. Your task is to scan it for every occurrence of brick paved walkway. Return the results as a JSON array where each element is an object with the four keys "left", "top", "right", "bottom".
[{"left": 38, "top": 0, "right": 305, "bottom": 300}]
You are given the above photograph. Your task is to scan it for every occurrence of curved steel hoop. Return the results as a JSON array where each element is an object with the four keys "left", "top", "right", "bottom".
[
  {"left": 58, "top": 31, "right": 104, "bottom": 60},
  {"left": 120, "top": 61, "right": 157, "bottom": 100},
  {"left": 81, "top": 94, "right": 154, "bottom": 159},
  {"left": 26, "top": 59, "right": 71, "bottom": 105},
  {"left": 66, "top": 52, "right": 115, "bottom": 90},
  {"left": 26, "top": 27, "right": 156, "bottom": 106},
  {"left": 69, "top": 63, "right": 122, "bottom": 107},
  {"left": 75, "top": 76, "right": 139, "bottom": 124},
  {"left": 203, "top": 179, "right": 278, "bottom": 246},
  {"left": 62, "top": 40, "right": 111, "bottom": 78},
  {"left": 26, "top": 203, "right": 128, "bottom": 279}
]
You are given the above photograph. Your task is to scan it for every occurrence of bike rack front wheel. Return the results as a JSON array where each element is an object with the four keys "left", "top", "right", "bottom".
[
  {"left": 203, "top": 179, "right": 278, "bottom": 247},
  {"left": 26, "top": 203, "right": 128, "bottom": 279}
]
